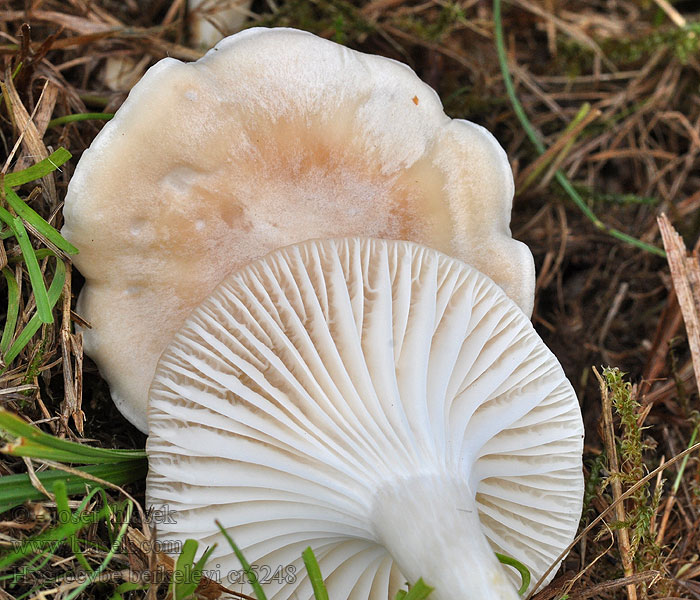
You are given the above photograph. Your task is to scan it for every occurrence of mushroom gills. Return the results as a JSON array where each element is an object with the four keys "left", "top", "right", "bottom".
[{"left": 146, "top": 238, "right": 584, "bottom": 600}]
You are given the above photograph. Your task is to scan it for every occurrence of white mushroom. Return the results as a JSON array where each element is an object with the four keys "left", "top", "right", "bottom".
[
  {"left": 102, "top": 2, "right": 251, "bottom": 92},
  {"left": 147, "top": 237, "right": 583, "bottom": 600},
  {"left": 62, "top": 27, "right": 534, "bottom": 432},
  {"left": 188, "top": 0, "right": 252, "bottom": 49},
  {"left": 102, "top": 54, "right": 153, "bottom": 92}
]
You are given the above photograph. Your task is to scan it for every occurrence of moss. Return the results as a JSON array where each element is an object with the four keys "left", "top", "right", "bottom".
[{"left": 603, "top": 367, "right": 663, "bottom": 570}]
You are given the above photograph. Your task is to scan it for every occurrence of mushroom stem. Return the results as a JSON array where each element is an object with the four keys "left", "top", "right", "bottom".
[{"left": 371, "top": 474, "right": 521, "bottom": 599}]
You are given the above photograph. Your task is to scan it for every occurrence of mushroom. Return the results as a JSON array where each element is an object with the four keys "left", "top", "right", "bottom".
[
  {"left": 147, "top": 238, "right": 583, "bottom": 600},
  {"left": 102, "top": 54, "right": 153, "bottom": 92},
  {"left": 61, "top": 27, "right": 534, "bottom": 432},
  {"left": 188, "top": 0, "right": 252, "bottom": 49},
  {"left": 102, "top": 2, "right": 251, "bottom": 92}
]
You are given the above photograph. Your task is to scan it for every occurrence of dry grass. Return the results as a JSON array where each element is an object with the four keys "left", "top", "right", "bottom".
[{"left": 1, "top": 0, "right": 700, "bottom": 598}]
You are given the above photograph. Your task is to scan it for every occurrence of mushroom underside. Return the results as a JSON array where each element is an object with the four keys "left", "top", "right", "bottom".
[{"left": 146, "top": 237, "right": 583, "bottom": 600}]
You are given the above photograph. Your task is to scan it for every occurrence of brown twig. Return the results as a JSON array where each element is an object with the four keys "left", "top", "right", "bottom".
[
  {"left": 60, "top": 263, "right": 84, "bottom": 435},
  {"left": 568, "top": 571, "right": 662, "bottom": 599},
  {"left": 651, "top": 0, "right": 687, "bottom": 28}
]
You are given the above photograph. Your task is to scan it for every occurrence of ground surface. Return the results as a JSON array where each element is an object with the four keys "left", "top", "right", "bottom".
[{"left": 1, "top": 1, "right": 700, "bottom": 599}]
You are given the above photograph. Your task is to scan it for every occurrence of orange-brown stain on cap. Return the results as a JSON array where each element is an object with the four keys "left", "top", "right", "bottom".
[{"left": 412, "top": 96, "right": 419, "bottom": 105}]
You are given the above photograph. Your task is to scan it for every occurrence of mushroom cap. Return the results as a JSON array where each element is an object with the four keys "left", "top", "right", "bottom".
[
  {"left": 146, "top": 237, "right": 582, "bottom": 599},
  {"left": 61, "top": 27, "right": 534, "bottom": 432}
]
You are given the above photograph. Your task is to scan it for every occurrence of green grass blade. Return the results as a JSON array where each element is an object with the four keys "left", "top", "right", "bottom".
[
  {"left": 1, "top": 267, "right": 19, "bottom": 353},
  {"left": 492, "top": 0, "right": 665, "bottom": 258},
  {"left": 0, "top": 460, "right": 148, "bottom": 513},
  {"left": 395, "top": 592, "right": 407, "bottom": 600},
  {"left": 0, "top": 409, "right": 147, "bottom": 465},
  {"left": 2, "top": 148, "right": 78, "bottom": 255},
  {"left": 0, "top": 482, "right": 108, "bottom": 579},
  {"left": 63, "top": 500, "right": 133, "bottom": 600},
  {"left": 10, "top": 61, "right": 22, "bottom": 80},
  {"left": 171, "top": 538, "right": 199, "bottom": 600},
  {"left": 3, "top": 257, "right": 65, "bottom": 364},
  {"left": 7, "top": 215, "right": 52, "bottom": 323},
  {"left": 2, "top": 541, "right": 61, "bottom": 587},
  {"left": 215, "top": 519, "right": 268, "bottom": 600},
  {"left": 2, "top": 439, "right": 110, "bottom": 464},
  {"left": 0, "top": 206, "right": 15, "bottom": 229},
  {"left": 402, "top": 578, "right": 433, "bottom": 600},
  {"left": 1, "top": 537, "right": 60, "bottom": 581},
  {"left": 521, "top": 102, "right": 592, "bottom": 192},
  {"left": 0, "top": 502, "right": 112, "bottom": 570},
  {"left": 170, "top": 538, "right": 217, "bottom": 600},
  {"left": 48, "top": 113, "right": 114, "bottom": 129},
  {"left": 4, "top": 187, "right": 78, "bottom": 255},
  {"left": 3, "top": 148, "right": 72, "bottom": 187},
  {"left": 301, "top": 547, "right": 329, "bottom": 600},
  {"left": 110, "top": 582, "right": 145, "bottom": 600},
  {"left": 54, "top": 480, "right": 93, "bottom": 573},
  {"left": 673, "top": 421, "right": 699, "bottom": 494},
  {"left": 190, "top": 543, "right": 217, "bottom": 583},
  {"left": 9, "top": 247, "right": 57, "bottom": 264},
  {"left": 496, "top": 553, "right": 531, "bottom": 596}
]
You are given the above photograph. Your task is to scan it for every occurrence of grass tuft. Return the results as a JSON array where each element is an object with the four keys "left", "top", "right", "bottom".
[{"left": 0, "top": 409, "right": 146, "bottom": 512}]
